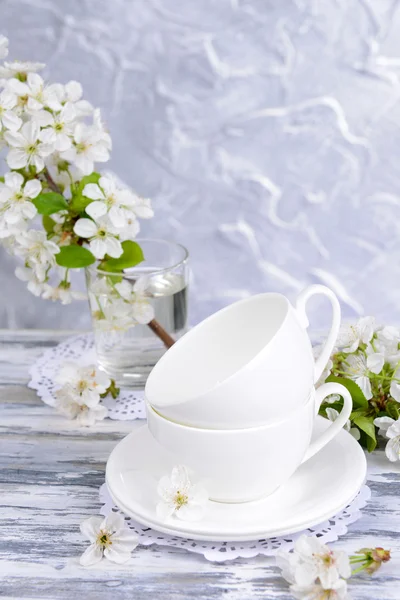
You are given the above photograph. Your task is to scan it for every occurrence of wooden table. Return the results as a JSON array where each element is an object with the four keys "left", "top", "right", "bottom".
[{"left": 1, "top": 330, "right": 400, "bottom": 599}]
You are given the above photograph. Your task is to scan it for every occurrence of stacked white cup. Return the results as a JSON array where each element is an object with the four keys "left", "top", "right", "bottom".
[{"left": 145, "top": 285, "right": 352, "bottom": 503}]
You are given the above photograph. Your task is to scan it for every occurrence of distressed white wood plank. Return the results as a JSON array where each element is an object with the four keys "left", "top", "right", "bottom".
[{"left": 1, "top": 330, "right": 400, "bottom": 599}]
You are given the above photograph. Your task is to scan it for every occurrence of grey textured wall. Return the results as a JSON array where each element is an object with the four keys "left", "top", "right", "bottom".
[{"left": 1, "top": 0, "right": 400, "bottom": 329}]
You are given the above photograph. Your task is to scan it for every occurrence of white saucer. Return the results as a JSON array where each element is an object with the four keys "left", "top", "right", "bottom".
[{"left": 106, "top": 417, "right": 367, "bottom": 542}]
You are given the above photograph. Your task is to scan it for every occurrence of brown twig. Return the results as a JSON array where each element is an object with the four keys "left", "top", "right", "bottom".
[
  {"left": 147, "top": 319, "right": 176, "bottom": 349},
  {"left": 43, "top": 168, "right": 62, "bottom": 194}
]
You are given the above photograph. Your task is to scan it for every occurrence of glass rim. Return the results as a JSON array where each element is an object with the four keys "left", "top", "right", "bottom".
[{"left": 90, "top": 237, "right": 189, "bottom": 277}]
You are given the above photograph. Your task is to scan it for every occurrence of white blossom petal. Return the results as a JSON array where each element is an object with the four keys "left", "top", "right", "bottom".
[
  {"left": 24, "top": 179, "right": 41, "bottom": 199},
  {"left": 355, "top": 375, "right": 372, "bottom": 400},
  {"left": 104, "top": 236, "right": 122, "bottom": 258},
  {"left": 385, "top": 436, "right": 400, "bottom": 462},
  {"left": 367, "top": 352, "right": 385, "bottom": 375},
  {"left": 79, "top": 543, "right": 103, "bottom": 566},
  {"left": 89, "top": 238, "right": 108, "bottom": 259},
  {"left": 85, "top": 201, "right": 107, "bottom": 220},
  {"left": 7, "top": 148, "right": 28, "bottom": 169},
  {"left": 80, "top": 516, "right": 103, "bottom": 542},
  {"left": 2, "top": 110, "right": 22, "bottom": 131},
  {"left": 156, "top": 500, "right": 176, "bottom": 521},
  {"left": 374, "top": 416, "right": 395, "bottom": 437},
  {"left": 73, "top": 218, "right": 98, "bottom": 238},
  {"left": 83, "top": 183, "right": 105, "bottom": 200}
]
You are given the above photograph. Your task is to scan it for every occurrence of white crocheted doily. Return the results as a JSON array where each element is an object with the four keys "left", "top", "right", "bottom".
[
  {"left": 99, "top": 483, "right": 371, "bottom": 562},
  {"left": 28, "top": 333, "right": 146, "bottom": 420}
]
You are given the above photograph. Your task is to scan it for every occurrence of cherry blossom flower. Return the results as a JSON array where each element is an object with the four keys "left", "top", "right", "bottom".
[
  {"left": 73, "top": 216, "right": 122, "bottom": 259},
  {"left": 91, "top": 299, "right": 133, "bottom": 333},
  {"left": 156, "top": 465, "right": 209, "bottom": 522},
  {"left": 278, "top": 535, "right": 351, "bottom": 590},
  {"left": 325, "top": 408, "right": 360, "bottom": 440},
  {"left": 5, "top": 120, "right": 53, "bottom": 171},
  {"left": 15, "top": 265, "right": 44, "bottom": 296},
  {"left": 0, "top": 60, "right": 45, "bottom": 80},
  {"left": 117, "top": 214, "right": 141, "bottom": 241},
  {"left": 61, "top": 120, "right": 110, "bottom": 175},
  {"left": 337, "top": 317, "right": 375, "bottom": 353},
  {"left": 7, "top": 72, "right": 62, "bottom": 112},
  {"left": 342, "top": 351, "right": 383, "bottom": 400},
  {"left": 0, "top": 90, "right": 21, "bottom": 132},
  {"left": 55, "top": 386, "right": 108, "bottom": 426},
  {"left": 373, "top": 416, "right": 400, "bottom": 462},
  {"left": 14, "top": 229, "right": 59, "bottom": 280},
  {"left": 41, "top": 283, "right": 86, "bottom": 304},
  {"left": 115, "top": 278, "right": 155, "bottom": 324},
  {"left": 83, "top": 175, "right": 144, "bottom": 228},
  {"left": 36, "top": 102, "right": 76, "bottom": 151},
  {"left": 0, "top": 171, "right": 40, "bottom": 225},
  {"left": 51, "top": 80, "right": 93, "bottom": 117},
  {"left": 56, "top": 362, "right": 111, "bottom": 406},
  {"left": 80, "top": 513, "right": 139, "bottom": 566}
]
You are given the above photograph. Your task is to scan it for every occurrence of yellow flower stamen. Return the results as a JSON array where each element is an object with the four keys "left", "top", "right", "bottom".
[{"left": 174, "top": 490, "right": 188, "bottom": 509}]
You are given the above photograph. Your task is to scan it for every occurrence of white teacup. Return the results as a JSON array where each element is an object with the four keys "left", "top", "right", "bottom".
[
  {"left": 146, "top": 285, "right": 341, "bottom": 429},
  {"left": 146, "top": 382, "right": 352, "bottom": 503}
]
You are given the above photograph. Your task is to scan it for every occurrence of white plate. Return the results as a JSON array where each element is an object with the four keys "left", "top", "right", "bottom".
[{"left": 106, "top": 417, "right": 367, "bottom": 542}]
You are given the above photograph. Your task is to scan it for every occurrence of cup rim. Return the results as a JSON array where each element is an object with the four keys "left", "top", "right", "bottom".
[
  {"left": 146, "top": 291, "right": 293, "bottom": 407},
  {"left": 90, "top": 238, "right": 189, "bottom": 276},
  {"left": 145, "top": 388, "right": 315, "bottom": 434}
]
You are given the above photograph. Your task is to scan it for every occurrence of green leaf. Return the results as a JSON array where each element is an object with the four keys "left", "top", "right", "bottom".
[
  {"left": 99, "top": 240, "right": 144, "bottom": 272},
  {"left": 350, "top": 408, "right": 370, "bottom": 420},
  {"left": 385, "top": 400, "right": 400, "bottom": 421},
  {"left": 56, "top": 245, "right": 96, "bottom": 268},
  {"left": 70, "top": 172, "right": 101, "bottom": 213},
  {"left": 352, "top": 414, "right": 376, "bottom": 452},
  {"left": 42, "top": 215, "right": 56, "bottom": 234},
  {"left": 326, "top": 375, "right": 368, "bottom": 408},
  {"left": 32, "top": 192, "right": 68, "bottom": 215},
  {"left": 366, "top": 434, "right": 377, "bottom": 453}
]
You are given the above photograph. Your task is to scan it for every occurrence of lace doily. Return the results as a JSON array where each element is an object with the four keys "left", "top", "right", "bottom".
[
  {"left": 99, "top": 483, "right": 371, "bottom": 562},
  {"left": 28, "top": 333, "right": 146, "bottom": 420}
]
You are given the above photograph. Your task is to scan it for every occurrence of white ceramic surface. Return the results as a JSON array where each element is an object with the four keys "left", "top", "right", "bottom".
[
  {"left": 146, "top": 382, "right": 351, "bottom": 502},
  {"left": 145, "top": 285, "right": 341, "bottom": 428},
  {"left": 106, "top": 415, "right": 366, "bottom": 542}
]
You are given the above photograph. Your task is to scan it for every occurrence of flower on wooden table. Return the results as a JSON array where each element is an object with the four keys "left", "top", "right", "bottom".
[
  {"left": 277, "top": 535, "right": 351, "bottom": 590},
  {"left": 54, "top": 362, "right": 117, "bottom": 426},
  {"left": 55, "top": 387, "right": 108, "bottom": 426},
  {"left": 276, "top": 535, "right": 391, "bottom": 600},
  {"left": 351, "top": 547, "right": 391, "bottom": 575},
  {"left": 289, "top": 579, "right": 349, "bottom": 600},
  {"left": 80, "top": 513, "right": 139, "bottom": 566},
  {"left": 156, "top": 465, "right": 208, "bottom": 522}
]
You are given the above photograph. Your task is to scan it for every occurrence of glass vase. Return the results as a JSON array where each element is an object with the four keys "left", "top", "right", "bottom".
[{"left": 86, "top": 239, "right": 189, "bottom": 388}]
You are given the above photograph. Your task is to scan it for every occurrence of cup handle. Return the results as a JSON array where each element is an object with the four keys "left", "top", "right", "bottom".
[
  {"left": 295, "top": 284, "right": 341, "bottom": 384},
  {"left": 301, "top": 382, "right": 353, "bottom": 464}
]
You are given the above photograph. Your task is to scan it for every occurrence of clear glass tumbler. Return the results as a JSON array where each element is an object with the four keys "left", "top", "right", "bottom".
[{"left": 86, "top": 239, "right": 189, "bottom": 388}]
